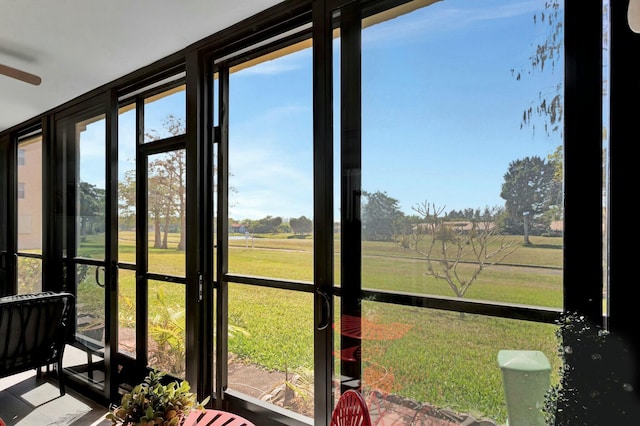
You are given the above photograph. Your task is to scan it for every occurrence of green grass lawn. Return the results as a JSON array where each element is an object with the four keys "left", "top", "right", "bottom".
[{"left": 75, "top": 230, "right": 564, "bottom": 423}]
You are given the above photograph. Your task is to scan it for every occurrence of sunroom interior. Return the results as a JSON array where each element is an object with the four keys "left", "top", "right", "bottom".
[{"left": 0, "top": 0, "right": 638, "bottom": 425}]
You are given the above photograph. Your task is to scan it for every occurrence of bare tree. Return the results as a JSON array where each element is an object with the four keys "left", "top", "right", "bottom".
[
  {"left": 146, "top": 115, "right": 186, "bottom": 251},
  {"left": 401, "top": 201, "right": 520, "bottom": 299}
]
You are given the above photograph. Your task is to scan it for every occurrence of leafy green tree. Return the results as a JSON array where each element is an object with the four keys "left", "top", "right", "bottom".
[
  {"left": 78, "top": 181, "right": 105, "bottom": 241},
  {"left": 500, "top": 156, "right": 559, "bottom": 240},
  {"left": 289, "top": 216, "right": 312, "bottom": 236},
  {"left": 246, "top": 216, "right": 282, "bottom": 234},
  {"left": 118, "top": 168, "right": 136, "bottom": 230},
  {"left": 361, "top": 191, "right": 407, "bottom": 242}
]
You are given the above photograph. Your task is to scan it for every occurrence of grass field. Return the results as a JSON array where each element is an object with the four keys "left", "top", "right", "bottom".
[{"left": 72, "top": 230, "right": 564, "bottom": 423}]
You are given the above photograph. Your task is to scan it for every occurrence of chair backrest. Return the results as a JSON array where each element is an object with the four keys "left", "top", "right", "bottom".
[
  {"left": 330, "top": 389, "right": 372, "bottom": 426},
  {"left": 0, "top": 291, "right": 74, "bottom": 375}
]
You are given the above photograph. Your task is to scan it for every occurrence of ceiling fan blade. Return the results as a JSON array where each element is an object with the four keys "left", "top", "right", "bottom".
[{"left": 0, "top": 63, "right": 42, "bottom": 86}]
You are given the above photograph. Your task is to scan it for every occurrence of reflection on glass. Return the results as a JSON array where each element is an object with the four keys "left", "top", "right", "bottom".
[
  {"left": 148, "top": 280, "right": 186, "bottom": 377},
  {"left": 227, "top": 283, "right": 314, "bottom": 419},
  {"left": 119, "top": 104, "right": 137, "bottom": 260},
  {"left": 334, "top": 301, "right": 559, "bottom": 425},
  {"left": 227, "top": 41, "right": 313, "bottom": 281},
  {"left": 147, "top": 150, "right": 186, "bottom": 276},
  {"left": 77, "top": 115, "right": 106, "bottom": 259},
  {"left": 360, "top": 0, "right": 563, "bottom": 308},
  {"left": 17, "top": 135, "right": 42, "bottom": 252},
  {"left": 119, "top": 269, "right": 137, "bottom": 358},
  {"left": 144, "top": 86, "right": 186, "bottom": 142}
]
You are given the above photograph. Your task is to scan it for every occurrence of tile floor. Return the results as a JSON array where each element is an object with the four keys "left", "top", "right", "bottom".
[
  {"left": 0, "top": 344, "right": 112, "bottom": 426},
  {"left": 0, "top": 369, "right": 111, "bottom": 426}
]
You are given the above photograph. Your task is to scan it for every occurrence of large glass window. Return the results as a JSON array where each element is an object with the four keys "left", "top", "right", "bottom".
[
  {"left": 227, "top": 42, "right": 314, "bottom": 282},
  {"left": 338, "top": 0, "right": 564, "bottom": 424},
  {"left": 360, "top": 0, "right": 563, "bottom": 306},
  {"left": 223, "top": 37, "right": 315, "bottom": 419},
  {"left": 118, "top": 102, "right": 138, "bottom": 358}
]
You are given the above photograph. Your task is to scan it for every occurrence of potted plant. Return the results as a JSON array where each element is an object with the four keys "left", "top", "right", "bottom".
[{"left": 106, "top": 369, "right": 210, "bottom": 426}]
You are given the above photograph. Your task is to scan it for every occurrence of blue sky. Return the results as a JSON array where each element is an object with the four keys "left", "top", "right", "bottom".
[
  {"left": 82, "top": 0, "right": 563, "bottom": 222},
  {"left": 225, "top": 0, "right": 562, "bottom": 220}
]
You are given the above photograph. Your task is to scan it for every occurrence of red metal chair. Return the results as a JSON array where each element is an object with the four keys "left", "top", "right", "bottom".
[
  {"left": 183, "top": 409, "right": 256, "bottom": 426},
  {"left": 331, "top": 389, "right": 372, "bottom": 426}
]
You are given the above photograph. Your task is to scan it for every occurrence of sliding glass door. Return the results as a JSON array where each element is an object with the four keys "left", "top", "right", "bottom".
[
  {"left": 211, "top": 29, "right": 319, "bottom": 420},
  {"left": 54, "top": 100, "right": 119, "bottom": 401}
]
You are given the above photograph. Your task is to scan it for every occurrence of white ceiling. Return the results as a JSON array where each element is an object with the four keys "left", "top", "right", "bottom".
[{"left": 0, "top": 0, "right": 283, "bottom": 133}]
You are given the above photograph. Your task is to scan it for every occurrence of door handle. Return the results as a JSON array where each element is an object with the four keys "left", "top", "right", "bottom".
[
  {"left": 95, "top": 265, "right": 105, "bottom": 287},
  {"left": 316, "top": 289, "right": 331, "bottom": 331}
]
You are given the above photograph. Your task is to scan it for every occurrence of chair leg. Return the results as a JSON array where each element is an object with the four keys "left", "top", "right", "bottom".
[
  {"left": 57, "top": 359, "right": 65, "bottom": 396},
  {"left": 86, "top": 349, "right": 94, "bottom": 380}
]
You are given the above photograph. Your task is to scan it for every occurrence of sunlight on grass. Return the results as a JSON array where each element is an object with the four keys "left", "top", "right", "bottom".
[{"left": 79, "top": 231, "right": 563, "bottom": 424}]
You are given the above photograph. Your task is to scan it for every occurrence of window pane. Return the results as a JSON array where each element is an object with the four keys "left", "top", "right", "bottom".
[
  {"left": 360, "top": 0, "right": 563, "bottom": 308},
  {"left": 118, "top": 269, "right": 137, "bottom": 358},
  {"left": 148, "top": 280, "right": 185, "bottom": 377},
  {"left": 17, "top": 135, "right": 42, "bottom": 252},
  {"left": 227, "top": 283, "right": 314, "bottom": 419},
  {"left": 77, "top": 115, "right": 106, "bottom": 259},
  {"left": 147, "top": 150, "right": 186, "bottom": 276},
  {"left": 227, "top": 40, "right": 314, "bottom": 281},
  {"left": 17, "top": 256, "right": 42, "bottom": 294},
  {"left": 119, "top": 103, "right": 137, "bottom": 260},
  {"left": 350, "top": 301, "right": 559, "bottom": 425},
  {"left": 76, "top": 264, "right": 106, "bottom": 347},
  {"left": 144, "top": 85, "right": 186, "bottom": 142}
]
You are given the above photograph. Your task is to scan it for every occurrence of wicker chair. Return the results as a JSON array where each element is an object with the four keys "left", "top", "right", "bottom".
[{"left": 0, "top": 292, "right": 74, "bottom": 395}]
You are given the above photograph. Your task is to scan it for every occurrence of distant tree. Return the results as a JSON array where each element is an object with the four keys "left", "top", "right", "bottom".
[
  {"left": 78, "top": 181, "right": 105, "bottom": 240},
  {"left": 118, "top": 114, "right": 238, "bottom": 248},
  {"left": 362, "top": 191, "right": 407, "bottom": 242},
  {"left": 147, "top": 174, "right": 168, "bottom": 249},
  {"left": 117, "top": 168, "right": 136, "bottom": 230},
  {"left": 149, "top": 150, "right": 186, "bottom": 250},
  {"left": 146, "top": 115, "right": 186, "bottom": 251},
  {"left": 247, "top": 216, "right": 282, "bottom": 234},
  {"left": 399, "top": 202, "right": 519, "bottom": 300},
  {"left": 500, "top": 156, "right": 559, "bottom": 241},
  {"left": 290, "top": 216, "right": 312, "bottom": 236},
  {"left": 543, "top": 146, "right": 564, "bottom": 227}
]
